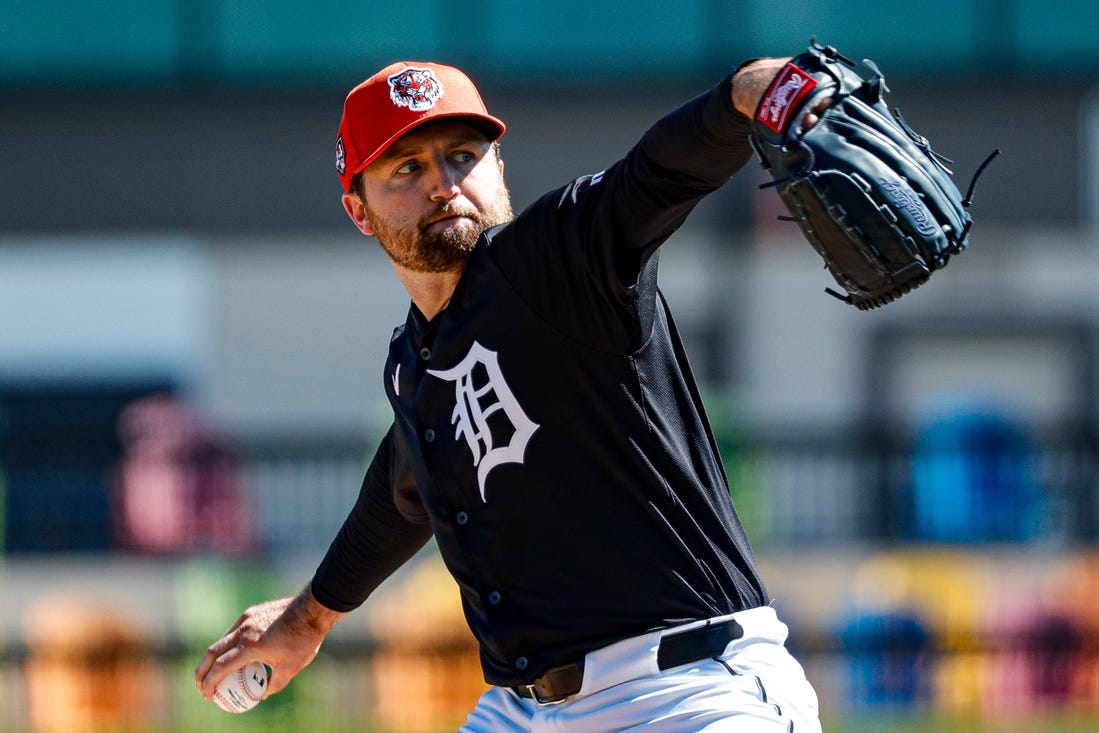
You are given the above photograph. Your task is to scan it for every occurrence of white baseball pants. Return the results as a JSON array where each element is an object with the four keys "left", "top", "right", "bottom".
[{"left": 459, "top": 605, "right": 822, "bottom": 732}]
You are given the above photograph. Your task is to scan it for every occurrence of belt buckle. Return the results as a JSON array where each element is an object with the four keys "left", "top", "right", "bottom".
[
  {"left": 522, "top": 683, "right": 569, "bottom": 706},
  {"left": 522, "top": 661, "right": 582, "bottom": 706}
]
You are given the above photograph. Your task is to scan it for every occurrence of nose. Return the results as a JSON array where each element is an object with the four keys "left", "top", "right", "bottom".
[{"left": 428, "top": 159, "right": 462, "bottom": 202}]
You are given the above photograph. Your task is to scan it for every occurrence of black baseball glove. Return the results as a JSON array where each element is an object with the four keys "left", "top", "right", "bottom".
[{"left": 749, "top": 38, "right": 998, "bottom": 310}]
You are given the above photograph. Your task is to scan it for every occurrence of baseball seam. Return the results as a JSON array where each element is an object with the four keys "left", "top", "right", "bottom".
[
  {"left": 214, "top": 689, "right": 243, "bottom": 712},
  {"left": 240, "top": 665, "right": 266, "bottom": 701}
]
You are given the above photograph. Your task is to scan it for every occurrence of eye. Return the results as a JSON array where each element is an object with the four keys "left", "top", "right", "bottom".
[
  {"left": 395, "top": 160, "right": 421, "bottom": 175},
  {"left": 453, "top": 150, "right": 476, "bottom": 164}
]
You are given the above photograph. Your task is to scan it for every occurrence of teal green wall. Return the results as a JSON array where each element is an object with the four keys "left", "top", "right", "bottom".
[{"left": 0, "top": 1, "right": 1095, "bottom": 86}]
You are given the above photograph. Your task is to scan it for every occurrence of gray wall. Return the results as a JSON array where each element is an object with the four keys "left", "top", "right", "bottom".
[
  {"left": 1, "top": 78, "right": 1092, "bottom": 234},
  {"left": 3, "top": 77, "right": 1099, "bottom": 441}
]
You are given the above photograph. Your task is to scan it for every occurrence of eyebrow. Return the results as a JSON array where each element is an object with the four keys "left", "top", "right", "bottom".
[{"left": 376, "top": 129, "right": 489, "bottom": 166}]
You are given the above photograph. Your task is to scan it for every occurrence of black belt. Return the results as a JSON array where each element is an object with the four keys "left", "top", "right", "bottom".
[{"left": 513, "top": 618, "right": 743, "bottom": 704}]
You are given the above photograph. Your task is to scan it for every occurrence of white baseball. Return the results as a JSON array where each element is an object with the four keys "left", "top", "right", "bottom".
[{"left": 213, "top": 661, "right": 269, "bottom": 713}]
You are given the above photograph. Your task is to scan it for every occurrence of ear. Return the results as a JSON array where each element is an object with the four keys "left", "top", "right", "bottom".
[{"left": 341, "top": 193, "right": 375, "bottom": 236}]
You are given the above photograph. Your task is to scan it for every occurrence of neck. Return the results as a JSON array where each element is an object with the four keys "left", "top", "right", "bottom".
[{"left": 393, "top": 263, "right": 464, "bottom": 321}]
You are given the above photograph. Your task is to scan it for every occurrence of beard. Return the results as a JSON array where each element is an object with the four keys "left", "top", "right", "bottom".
[{"left": 367, "top": 184, "right": 514, "bottom": 274}]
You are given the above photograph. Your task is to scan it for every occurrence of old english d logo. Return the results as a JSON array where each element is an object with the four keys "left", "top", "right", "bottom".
[{"left": 428, "top": 341, "right": 539, "bottom": 501}]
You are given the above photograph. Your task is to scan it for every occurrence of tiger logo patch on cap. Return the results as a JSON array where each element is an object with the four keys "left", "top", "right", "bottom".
[{"left": 388, "top": 67, "right": 444, "bottom": 111}]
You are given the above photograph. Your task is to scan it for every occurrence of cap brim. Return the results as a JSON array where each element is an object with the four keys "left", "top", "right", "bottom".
[{"left": 350, "top": 112, "right": 507, "bottom": 180}]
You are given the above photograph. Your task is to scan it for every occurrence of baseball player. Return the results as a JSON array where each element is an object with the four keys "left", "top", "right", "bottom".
[{"left": 196, "top": 56, "right": 823, "bottom": 732}]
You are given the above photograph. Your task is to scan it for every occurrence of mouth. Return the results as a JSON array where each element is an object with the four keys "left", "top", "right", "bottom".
[{"left": 424, "top": 213, "right": 474, "bottom": 234}]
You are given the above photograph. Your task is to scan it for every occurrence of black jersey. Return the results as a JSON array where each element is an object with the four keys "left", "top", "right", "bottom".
[{"left": 312, "top": 75, "right": 768, "bottom": 687}]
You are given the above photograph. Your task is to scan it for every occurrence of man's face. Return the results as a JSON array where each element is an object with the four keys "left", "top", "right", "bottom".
[{"left": 354, "top": 120, "right": 513, "bottom": 273}]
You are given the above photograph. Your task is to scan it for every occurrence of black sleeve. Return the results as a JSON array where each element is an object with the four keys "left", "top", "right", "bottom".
[
  {"left": 488, "top": 75, "right": 755, "bottom": 351},
  {"left": 310, "top": 425, "right": 434, "bottom": 612},
  {"left": 608, "top": 74, "right": 754, "bottom": 266},
  {"left": 635, "top": 74, "right": 755, "bottom": 189}
]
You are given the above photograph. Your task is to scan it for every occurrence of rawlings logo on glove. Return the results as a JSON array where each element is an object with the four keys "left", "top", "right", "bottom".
[
  {"left": 749, "top": 38, "right": 999, "bottom": 310},
  {"left": 879, "top": 178, "right": 937, "bottom": 236},
  {"left": 758, "top": 65, "right": 817, "bottom": 133}
]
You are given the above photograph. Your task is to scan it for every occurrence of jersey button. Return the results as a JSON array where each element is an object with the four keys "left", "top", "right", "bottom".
[
  {"left": 487, "top": 591, "right": 501, "bottom": 605},
  {"left": 424, "top": 428, "right": 436, "bottom": 443},
  {"left": 456, "top": 511, "right": 469, "bottom": 526},
  {"left": 515, "top": 657, "right": 529, "bottom": 671},
  {"left": 419, "top": 347, "right": 431, "bottom": 360}
]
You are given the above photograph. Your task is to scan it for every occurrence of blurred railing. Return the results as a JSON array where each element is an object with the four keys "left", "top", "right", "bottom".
[
  {"left": 720, "top": 423, "right": 1099, "bottom": 548},
  {"left": 230, "top": 423, "right": 1099, "bottom": 554},
  {"left": 3, "top": 420, "right": 1096, "bottom": 556},
  {"left": 238, "top": 434, "right": 372, "bottom": 554}
]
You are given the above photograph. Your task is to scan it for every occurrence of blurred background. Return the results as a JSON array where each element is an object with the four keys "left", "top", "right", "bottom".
[{"left": 2, "top": 1, "right": 1099, "bottom": 731}]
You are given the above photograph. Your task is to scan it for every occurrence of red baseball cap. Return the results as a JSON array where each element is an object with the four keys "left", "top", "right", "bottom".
[{"left": 335, "top": 61, "right": 507, "bottom": 193}]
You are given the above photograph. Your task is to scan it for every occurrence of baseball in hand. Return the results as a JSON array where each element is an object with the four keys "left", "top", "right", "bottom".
[{"left": 213, "top": 661, "right": 269, "bottom": 713}]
